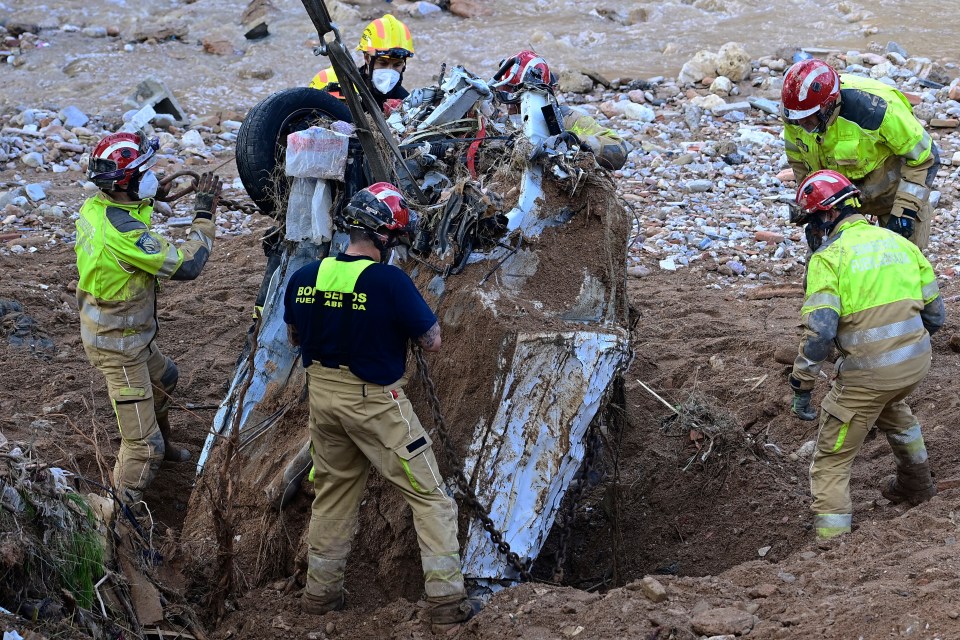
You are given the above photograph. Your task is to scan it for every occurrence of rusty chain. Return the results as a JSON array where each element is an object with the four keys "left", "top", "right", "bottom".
[
  {"left": 551, "top": 420, "right": 600, "bottom": 583},
  {"left": 413, "top": 346, "right": 532, "bottom": 582},
  {"left": 157, "top": 171, "right": 263, "bottom": 217}
]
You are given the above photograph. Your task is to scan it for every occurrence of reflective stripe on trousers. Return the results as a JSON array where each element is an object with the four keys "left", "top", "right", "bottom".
[{"left": 814, "top": 513, "right": 852, "bottom": 539}]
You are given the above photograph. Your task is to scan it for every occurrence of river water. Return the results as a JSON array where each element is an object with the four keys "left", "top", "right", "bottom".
[{"left": 2, "top": 0, "right": 958, "bottom": 114}]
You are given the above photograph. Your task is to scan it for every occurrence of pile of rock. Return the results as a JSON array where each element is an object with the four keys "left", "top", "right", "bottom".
[
  {"left": 558, "top": 41, "right": 960, "bottom": 284},
  {"left": 0, "top": 104, "right": 263, "bottom": 256}
]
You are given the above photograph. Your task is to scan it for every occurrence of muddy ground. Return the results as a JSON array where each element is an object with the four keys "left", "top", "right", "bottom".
[{"left": 3, "top": 177, "right": 960, "bottom": 638}]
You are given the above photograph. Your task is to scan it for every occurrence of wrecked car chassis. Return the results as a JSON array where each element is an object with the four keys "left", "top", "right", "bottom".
[{"left": 196, "top": 0, "right": 631, "bottom": 591}]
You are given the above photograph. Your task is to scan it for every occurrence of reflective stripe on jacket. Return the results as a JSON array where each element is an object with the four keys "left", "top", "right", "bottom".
[
  {"left": 74, "top": 193, "right": 215, "bottom": 357},
  {"left": 793, "top": 214, "right": 938, "bottom": 390}
]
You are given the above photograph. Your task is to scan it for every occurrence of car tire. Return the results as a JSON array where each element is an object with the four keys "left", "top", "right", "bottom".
[{"left": 236, "top": 87, "right": 352, "bottom": 217}]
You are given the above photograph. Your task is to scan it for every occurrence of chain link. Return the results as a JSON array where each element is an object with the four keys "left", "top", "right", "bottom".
[
  {"left": 551, "top": 420, "right": 600, "bottom": 583},
  {"left": 219, "top": 196, "right": 263, "bottom": 217},
  {"left": 413, "top": 346, "right": 532, "bottom": 581}
]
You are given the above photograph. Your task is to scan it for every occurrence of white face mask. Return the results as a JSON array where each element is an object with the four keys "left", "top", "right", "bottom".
[
  {"left": 371, "top": 68, "right": 401, "bottom": 94},
  {"left": 136, "top": 170, "right": 159, "bottom": 200}
]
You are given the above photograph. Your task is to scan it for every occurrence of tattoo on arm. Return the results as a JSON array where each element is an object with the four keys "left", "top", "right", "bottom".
[{"left": 417, "top": 322, "right": 440, "bottom": 349}]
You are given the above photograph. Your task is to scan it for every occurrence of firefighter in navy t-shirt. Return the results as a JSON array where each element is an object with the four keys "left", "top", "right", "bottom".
[{"left": 283, "top": 183, "right": 480, "bottom": 627}]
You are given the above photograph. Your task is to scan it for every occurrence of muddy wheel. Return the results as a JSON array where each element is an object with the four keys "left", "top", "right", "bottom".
[{"left": 236, "top": 87, "right": 352, "bottom": 217}]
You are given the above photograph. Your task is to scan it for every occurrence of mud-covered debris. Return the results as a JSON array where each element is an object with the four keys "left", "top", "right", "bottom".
[{"left": 0, "top": 299, "right": 54, "bottom": 353}]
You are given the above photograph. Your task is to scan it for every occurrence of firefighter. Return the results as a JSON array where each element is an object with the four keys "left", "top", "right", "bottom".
[
  {"left": 493, "top": 50, "right": 630, "bottom": 170},
  {"left": 76, "top": 130, "right": 222, "bottom": 509},
  {"left": 788, "top": 169, "right": 944, "bottom": 539},
  {"left": 781, "top": 59, "right": 940, "bottom": 250},
  {"left": 308, "top": 13, "right": 413, "bottom": 111},
  {"left": 283, "top": 183, "right": 480, "bottom": 627}
]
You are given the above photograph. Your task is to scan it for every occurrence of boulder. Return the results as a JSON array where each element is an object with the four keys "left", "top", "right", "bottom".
[
  {"left": 710, "top": 76, "right": 733, "bottom": 96},
  {"left": 449, "top": 0, "right": 493, "bottom": 17},
  {"left": 716, "top": 42, "right": 752, "bottom": 81},
  {"left": 679, "top": 50, "right": 719, "bottom": 85},
  {"left": 557, "top": 70, "right": 594, "bottom": 94}
]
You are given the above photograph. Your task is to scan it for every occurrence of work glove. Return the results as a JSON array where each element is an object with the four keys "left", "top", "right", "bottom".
[
  {"left": 788, "top": 374, "right": 817, "bottom": 421},
  {"left": 886, "top": 209, "right": 917, "bottom": 239},
  {"left": 193, "top": 172, "right": 222, "bottom": 220}
]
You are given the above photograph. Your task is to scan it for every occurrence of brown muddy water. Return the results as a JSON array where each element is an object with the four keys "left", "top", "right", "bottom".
[{"left": 2, "top": 0, "right": 958, "bottom": 117}]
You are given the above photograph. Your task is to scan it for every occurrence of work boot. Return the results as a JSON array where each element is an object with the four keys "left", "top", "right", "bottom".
[
  {"left": 418, "top": 595, "right": 482, "bottom": 630},
  {"left": 157, "top": 414, "right": 191, "bottom": 462},
  {"left": 881, "top": 474, "right": 937, "bottom": 506},
  {"left": 302, "top": 592, "right": 345, "bottom": 616}
]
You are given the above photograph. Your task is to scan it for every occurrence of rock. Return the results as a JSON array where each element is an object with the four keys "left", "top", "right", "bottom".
[
  {"left": 930, "top": 118, "right": 959, "bottom": 128},
  {"left": 690, "top": 94, "right": 726, "bottom": 110},
  {"left": 710, "top": 76, "right": 733, "bottom": 95},
  {"left": 202, "top": 39, "right": 234, "bottom": 55},
  {"left": 237, "top": 66, "right": 275, "bottom": 80},
  {"left": 81, "top": 26, "right": 108, "bottom": 38},
  {"left": 638, "top": 576, "right": 668, "bottom": 603},
  {"left": 59, "top": 106, "right": 89, "bottom": 128},
  {"left": 950, "top": 86, "right": 960, "bottom": 101},
  {"left": 757, "top": 545, "right": 771, "bottom": 557},
  {"left": 627, "top": 90, "right": 646, "bottom": 103},
  {"left": 716, "top": 42, "right": 752, "bottom": 81},
  {"left": 621, "top": 102, "right": 656, "bottom": 122},
  {"left": 24, "top": 184, "right": 46, "bottom": 201},
  {"left": 747, "top": 96, "right": 780, "bottom": 115},
  {"left": 869, "top": 61, "right": 894, "bottom": 79},
  {"left": 886, "top": 41, "right": 909, "bottom": 58},
  {"left": 691, "top": 608, "right": 755, "bottom": 636},
  {"left": 679, "top": 50, "right": 719, "bottom": 85},
  {"left": 181, "top": 130, "right": 206, "bottom": 149},
  {"left": 684, "top": 104, "right": 703, "bottom": 130},
  {"left": 796, "top": 440, "right": 816, "bottom": 458},
  {"left": 132, "top": 20, "right": 189, "bottom": 43},
  {"left": 244, "top": 20, "right": 269, "bottom": 40},
  {"left": 684, "top": 180, "right": 713, "bottom": 193},
  {"left": 6, "top": 22, "right": 40, "bottom": 37},
  {"left": 20, "top": 152, "right": 43, "bottom": 168},
  {"left": 776, "top": 168, "right": 795, "bottom": 182},
  {"left": 861, "top": 52, "right": 886, "bottom": 66},
  {"left": 449, "top": 0, "right": 493, "bottom": 17},
  {"left": 659, "top": 258, "right": 677, "bottom": 271},
  {"left": 627, "top": 265, "right": 652, "bottom": 278},
  {"left": 712, "top": 101, "right": 752, "bottom": 115},
  {"left": 755, "top": 231, "right": 784, "bottom": 243},
  {"left": 748, "top": 584, "right": 778, "bottom": 598},
  {"left": 557, "top": 70, "right": 594, "bottom": 94}
]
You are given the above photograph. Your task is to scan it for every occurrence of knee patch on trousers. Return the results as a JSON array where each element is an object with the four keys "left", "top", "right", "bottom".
[{"left": 159, "top": 358, "right": 179, "bottom": 394}]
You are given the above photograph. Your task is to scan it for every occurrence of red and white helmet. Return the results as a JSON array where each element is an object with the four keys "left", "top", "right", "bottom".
[
  {"left": 794, "top": 170, "right": 860, "bottom": 224},
  {"left": 87, "top": 130, "right": 159, "bottom": 190},
  {"left": 781, "top": 59, "right": 841, "bottom": 126},
  {"left": 339, "top": 182, "right": 415, "bottom": 239},
  {"left": 492, "top": 50, "right": 557, "bottom": 104}
]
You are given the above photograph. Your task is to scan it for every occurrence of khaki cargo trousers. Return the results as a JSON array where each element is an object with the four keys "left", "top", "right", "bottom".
[
  {"left": 87, "top": 342, "right": 179, "bottom": 507},
  {"left": 304, "top": 364, "right": 466, "bottom": 605},
  {"left": 811, "top": 380, "right": 933, "bottom": 538}
]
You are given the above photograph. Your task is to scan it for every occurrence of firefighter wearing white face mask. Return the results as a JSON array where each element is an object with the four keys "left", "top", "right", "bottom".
[
  {"left": 308, "top": 14, "right": 413, "bottom": 110},
  {"left": 76, "top": 129, "right": 222, "bottom": 510}
]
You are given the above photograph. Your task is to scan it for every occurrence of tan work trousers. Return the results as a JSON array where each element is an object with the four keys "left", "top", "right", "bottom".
[
  {"left": 305, "top": 364, "right": 466, "bottom": 604},
  {"left": 92, "top": 342, "right": 177, "bottom": 506},
  {"left": 810, "top": 379, "right": 932, "bottom": 538},
  {"left": 859, "top": 156, "right": 932, "bottom": 251}
]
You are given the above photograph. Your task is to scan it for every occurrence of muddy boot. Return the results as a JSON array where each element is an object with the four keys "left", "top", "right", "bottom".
[
  {"left": 266, "top": 442, "right": 313, "bottom": 510},
  {"left": 881, "top": 472, "right": 937, "bottom": 506},
  {"left": 157, "top": 414, "right": 191, "bottom": 463},
  {"left": 418, "top": 596, "right": 482, "bottom": 631},
  {"left": 302, "top": 592, "right": 345, "bottom": 616}
]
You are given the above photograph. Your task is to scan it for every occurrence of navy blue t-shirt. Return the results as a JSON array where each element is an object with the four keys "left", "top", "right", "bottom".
[{"left": 283, "top": 254, "right": 437, "bottom": 386}]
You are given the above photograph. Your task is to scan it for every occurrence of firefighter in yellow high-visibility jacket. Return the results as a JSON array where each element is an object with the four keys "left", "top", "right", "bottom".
[
  {"left": 787, "top": 170, "right": 944, "bottom": 539},
  {"left": 781, "top": 59, "right": 940, "bottom": 250}
]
